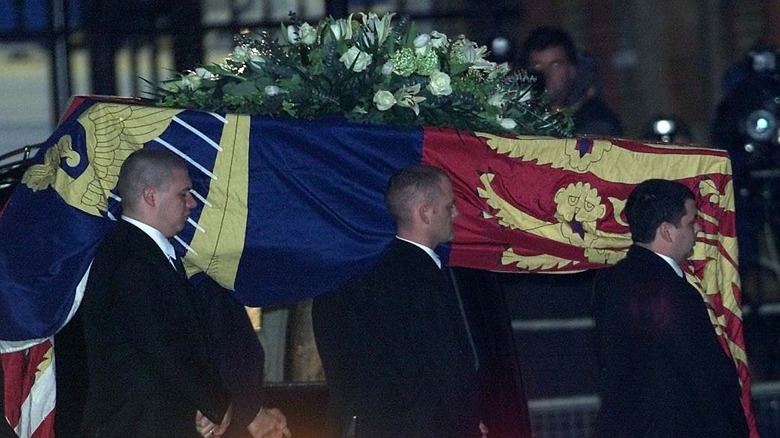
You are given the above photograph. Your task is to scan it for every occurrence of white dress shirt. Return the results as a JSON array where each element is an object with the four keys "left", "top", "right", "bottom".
[{"left": 122, "top": 216, "right": 177, "bottom": 268}]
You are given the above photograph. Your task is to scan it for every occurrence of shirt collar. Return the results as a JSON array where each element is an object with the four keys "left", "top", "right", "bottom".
[
  {"left": 396, "top": 236, "right": 441, "bottom": 269},
  {"left": 122, "top": 216, "right": 177, "bottom": 260},
  {"left": 653, "top": 251, "right": 684, "bottom": 278}
]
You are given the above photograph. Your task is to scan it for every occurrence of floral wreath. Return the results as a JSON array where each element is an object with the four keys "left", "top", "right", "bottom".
[{"left": 149, "top": 13, "right": 573, "bottom": 138}]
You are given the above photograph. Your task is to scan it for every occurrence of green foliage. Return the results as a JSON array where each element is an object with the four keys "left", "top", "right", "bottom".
[{"left": 148, "top": 13, "right": 573, "bottom": 138}]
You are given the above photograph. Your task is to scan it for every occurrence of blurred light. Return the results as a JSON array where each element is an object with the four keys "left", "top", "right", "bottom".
[
  {"left": 652, "top": 119, "right": 675, "bottom": 136},
  {"left": 745, "top": 109, "right": 777, "bottom": 142},
  {"left": 491, "top": 37, "right": 511, "bottom": 58}
]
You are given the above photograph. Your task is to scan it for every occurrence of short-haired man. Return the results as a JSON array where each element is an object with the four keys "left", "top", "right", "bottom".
[
  {"left": 518, "top": 26, "right": 623, "bottom": 137},
  {"left": 591, "top": 179, "right": 748, "bottom": 438},
  {"left": 313, "top": 164, "right": 483, "bottom": 438},
  {"left": 80, "top": 148, "right": 232, "bottom": 437}
]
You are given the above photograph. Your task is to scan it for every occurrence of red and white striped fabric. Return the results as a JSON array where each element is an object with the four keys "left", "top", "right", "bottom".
[{"left": 2, "top": 339, "right": 56, "bottom": 438}]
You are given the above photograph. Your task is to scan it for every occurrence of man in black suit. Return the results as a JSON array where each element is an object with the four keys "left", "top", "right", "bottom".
[
  {"left": 312, "top": 164, "right": 484, "bottom": 438},
  {"left": 80, "top": 148, "right": 232, "bottom": 437},
  {"left": 591, "top": 179, "right": 748, "bottom": 438}
]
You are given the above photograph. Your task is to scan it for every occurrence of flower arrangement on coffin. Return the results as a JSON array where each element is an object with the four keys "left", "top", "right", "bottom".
[{"left": 149, "top": 12, "right": 574, "bottom": 138}]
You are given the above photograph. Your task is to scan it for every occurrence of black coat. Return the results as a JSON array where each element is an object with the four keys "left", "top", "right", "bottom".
[
  {"left": 591, "top": 245, "right": 748, "bottom": 438},
  {"left": 80, "top": 221, "right": 230, "bottom": 438},
  {"left": 313, "top": 239, "right": 480, "bottom": 438}
]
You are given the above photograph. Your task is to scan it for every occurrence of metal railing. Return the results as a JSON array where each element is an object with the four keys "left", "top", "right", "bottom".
[{"left": 527, "top": 382, "right": 780, "bottom": 438}]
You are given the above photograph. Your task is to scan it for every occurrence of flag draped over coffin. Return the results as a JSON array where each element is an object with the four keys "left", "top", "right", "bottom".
[{"left": 0, "top": 97, "right": 756, "bottom": 437}]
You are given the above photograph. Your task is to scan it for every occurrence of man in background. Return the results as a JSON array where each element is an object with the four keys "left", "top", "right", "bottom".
[
  {"left": 591, "top": 179, "right": 747, "bottom": 437},
  {"left": 518, "top": 26, "right": 623, "bottom": 137}
]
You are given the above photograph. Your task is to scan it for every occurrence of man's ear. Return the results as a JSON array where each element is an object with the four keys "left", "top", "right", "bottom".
[
  {"left": 658, "top": 222, "right": 673, "bottom": 243},
  {"left": 142, "top": 186, "right": 156, "bottom": 207},
  {"left": 418, "top": 203, "right": 431, "bottom": 225}
]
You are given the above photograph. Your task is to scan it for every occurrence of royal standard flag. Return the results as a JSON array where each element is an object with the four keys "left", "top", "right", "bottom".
[{"left": 0, "top": 97, "right": 757, "bottom": 437}]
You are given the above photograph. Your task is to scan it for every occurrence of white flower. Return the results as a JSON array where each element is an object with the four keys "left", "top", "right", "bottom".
[
  {"left": 454, "top": 37, "right": 491, "bottom": 67},
  {"left": 194, "top": 67, "right": 215, "bottom": 80},
  {"left": 177, "top": 68, "right": 216, "bottom": 91},
  {"left": 299, "top": 23, "right": 317, "bottom": 45},
  {"left": 499, "top": 117, "right": 517, "bottom": 130},
  {"left": 395, "top": 84, "right": 426, "bottom": 115},
  {"left": 181, "top": 73, "right": 202, "bottom": 91},
  {"left": 329, "top": 15, "right": 354, "bottom": 41},
  {"left": 430, "top": 31, "right": 449, "bottom": 49},
  {"left": 286, "top": 22, "right": 317, "bottom": 45},
  {"left": 361, "top": 12, "right": 394, "bottom": 46},
  {"left": 488, "top": 93, "right": 505, "bottom": 108},
  {"left": 285, "top": 25, "right": 297, "bottom": 44},
  {"left": 265, "top": 85, "right": 280, "bottom": 96},
  {"left": 485, "top": 62, "right": 509, "bottom": 78},
  {"left": 381, "top": 61, "right": 394, "bottom": 75},
  {"left": 231, "top": 45, "right": 252, "bottom": 63},
  {"left": 373, "top": 90, "right": 396, "bottom": 111},
  {"left": 340, "top": 46, "right": 372, "bottom": 72},
  {"left": 413, "top": 33, "right": 432, "bottom": 55},
  {"left": 426, "top": 71, "right": 452, "bottom": 96}
]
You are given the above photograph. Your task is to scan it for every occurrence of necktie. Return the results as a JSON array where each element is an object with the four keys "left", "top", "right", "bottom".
[
  {"left": 170, "top": 255, "right": 186, "bottom": 278},
  {"left": 443, "top": 267, "right": 479, "bottom": 371}
]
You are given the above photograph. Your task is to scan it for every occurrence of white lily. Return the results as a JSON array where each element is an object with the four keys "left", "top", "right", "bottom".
[
  {"left": 329, "top": 14, "right": 354, "bottom": 41},
  {"left": 394, "top": 84, "right": 426, "bottom": 116},
  {"left": 361, "top": 12, "right": 395, "bottom": 46}
]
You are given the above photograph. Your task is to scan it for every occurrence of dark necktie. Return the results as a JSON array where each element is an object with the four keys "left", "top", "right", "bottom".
[
  {"left": 443, "top": 266, "right": 479, "bottom": 371},
  {"left": 170, "top": 255, "right": 186, "bottom": 278}
]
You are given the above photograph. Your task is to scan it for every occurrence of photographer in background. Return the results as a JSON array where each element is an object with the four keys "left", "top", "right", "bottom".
[
  {"left": 517, "top": 27, "right": 623, "bottom": 137},
  {"left": 711, "top": 43, "right": 780, "bottom": 380}
]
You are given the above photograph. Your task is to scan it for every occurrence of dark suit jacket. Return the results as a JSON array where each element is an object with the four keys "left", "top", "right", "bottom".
[
  {"left": 591, "top": 245, "right": 748, "bottom": 438},
  {"left": 80, "top": 221, "right": 230, "bottom": 438},
  {"left": 313, "top": 239, "right": 480, "bottom": 438},
  {"left": 190, "top": 275, "right": 266, "bottom": 438}
]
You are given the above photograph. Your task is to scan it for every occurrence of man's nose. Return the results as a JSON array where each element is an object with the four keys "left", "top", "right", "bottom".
[{"left": 186, "top": 192, "right": 197, "bottom": 209}]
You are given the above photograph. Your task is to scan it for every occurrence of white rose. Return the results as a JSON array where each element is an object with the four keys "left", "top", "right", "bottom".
[
  {"left": 381, "top": 61, "right": 394, "bottom": 75},
  {"left": 430, "top": 31, "right": 449, "bottom": 49},
  {"left": 265, "top": 85, "right": 280, "bottom": 96},
  {"left": 414, "top": 34, "right": 432, "bottom": 55},
  {"left": 499, "top": 117, "right": 517, "bottom": 130},
  {"left": 373, "top": 90, "right": 396, "bottom": 111},
  {"left": 287, "top": 23, "right": 317, "bottom": 45},
  {"left": 340, "top": 46, "right": 373, "bottom": 72},
  {"left": 299, "top": 23, "right": 317, "bottom": 45},
  {"left": 414, "top": 33, "right": 431, "bottom": 50},
  {"left": 426, "top": 71, "right": 452, "bottom": 96},
  {"left": 232, "top": 45, "right": 251, "bottom": 63}
]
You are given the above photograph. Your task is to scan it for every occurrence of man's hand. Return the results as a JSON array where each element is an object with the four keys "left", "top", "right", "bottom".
[
  {"left": 247, "top": 407, "right": 291, "bottom": 438},
  {"left": 195, "top": 405, "right": 233, "bottom": 437},
  {"left": 479, "top": 421, "right": 489, "bottom": 438}
]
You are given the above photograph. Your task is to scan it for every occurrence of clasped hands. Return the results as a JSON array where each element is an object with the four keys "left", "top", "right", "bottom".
[{"left": 196, "top": 405, "right": 291, "bottom": 438}]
